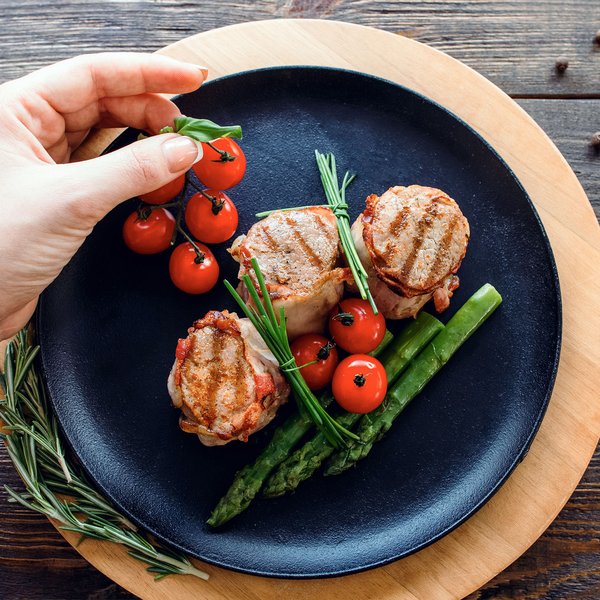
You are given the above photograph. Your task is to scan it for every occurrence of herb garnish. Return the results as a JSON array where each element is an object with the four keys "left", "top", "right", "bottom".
[
  {"left": 224, "top": 259, "right": 358, "bottom": 448},
  {"left": 0, "top": 331, "right": 208, "bottom": 581},
  {"left": 159, "top": 116, "right": 242, "bottom": 143},
  {"left": 314, "top": 151, "right": 378, "bottom": 314}
]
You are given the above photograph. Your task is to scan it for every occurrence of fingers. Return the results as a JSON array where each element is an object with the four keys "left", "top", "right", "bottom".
[
  {"left": 0, "top": 298, "right": 38, "bottom": 342},
  {"left": 65, "top": 130, "right": 90, "bottom": 152},
  {"left": 44, "top": 130, "right": 90, "bottom": 163},
  {"left": 62, "top": 93, "right": 183, "bottom": 135},
  {"left": 56, "top": 133, "right": 200, "bottom": 221},
  {"left": 18, "top": 52, "right": 206, "bottom": 114}
]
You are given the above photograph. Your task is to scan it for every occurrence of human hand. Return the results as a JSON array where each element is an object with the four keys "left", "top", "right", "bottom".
[{"left": 0, "top": 53, "right": 206, "bottom": 339}]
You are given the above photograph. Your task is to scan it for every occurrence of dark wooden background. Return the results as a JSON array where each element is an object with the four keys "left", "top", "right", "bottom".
[{"left": 0, "top": 1, "right": 598, "bottom": 598}]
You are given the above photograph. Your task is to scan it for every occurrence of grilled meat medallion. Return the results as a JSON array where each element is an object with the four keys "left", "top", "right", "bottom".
[
  {"left": 167, "top": 310, "right": 289, "bottom": 446},
  {"left": 229, "top": 207, "right": 349, "bottom": 339},
  {"left": 352, "top": 185, "right": 469, "bottom": 319}
]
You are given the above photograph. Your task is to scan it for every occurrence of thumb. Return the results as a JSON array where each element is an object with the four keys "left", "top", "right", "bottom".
[{"left": 61, "top": 133, "right": 200, "bottom": 217}]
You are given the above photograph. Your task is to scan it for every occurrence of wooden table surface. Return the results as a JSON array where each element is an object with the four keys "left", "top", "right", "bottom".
[{"left": 1, "top": 2, "right": 598, "bottom": 599}]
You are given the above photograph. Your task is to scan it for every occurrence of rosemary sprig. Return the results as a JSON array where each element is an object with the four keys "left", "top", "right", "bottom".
[
  {"left": 314, "top": 150, "right": 378, "bottom": 314},
  {"left": 224, "top": 258, "right": 358, "bottom": 448},
  {"left": 0, "top": 330, "right": 208, "bottom": 582}
]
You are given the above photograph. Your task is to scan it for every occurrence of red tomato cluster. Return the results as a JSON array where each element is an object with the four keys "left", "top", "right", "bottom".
[
  {"left": 292, "top": 299, "right": 388, "bottom": 414},
  {"left": 122, "top": 138, "right": 246, "bottom": 294}
]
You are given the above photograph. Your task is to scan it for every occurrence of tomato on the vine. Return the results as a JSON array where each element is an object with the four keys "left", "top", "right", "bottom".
[
  {"left": 291, "top": 334, "right": 339, "bottom": 391},
  {"left": 328, "top": 298, "right": 386, "bottom": 354},
  {"left": 122, "top": 208, "right": 175, "bottom": 254},
  {"left": 192, "top": 138, "right": 246, "bottom": 190},
  {"left": 169, "top": 242, "right": 219, "bottom": 294},
  {"left": 139, "top": 174, "right": 185, "bottom": 205},
  {"left": 332, "top": 354, "right": 387, "bottom": 414},
  {"left": 185, "top": 190, "right": 239, "bottom": 244}
]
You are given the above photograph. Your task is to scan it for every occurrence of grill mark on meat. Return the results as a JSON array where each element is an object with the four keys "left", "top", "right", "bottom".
[
  {"left": 314, "top": 213, "right": 338, "bottom": 255},
  {"left": 203, "top": 330, "right": 222, "bottom": 428},
  {"left": 382, "top": 207, "right": 409, "bottom": 262},
  {"left": 283, "top": 214, "right": 324, "bottom": 268},
  {"left": 232, "top": 342, "right": 248, "bottom": 422},
  {"left": 258, "top": 224, "right": 278, "bottom": 255},
  {"left": 382, "top": 241, "right": 395, "bottom": 262},
  {"left": 314, "top": 212, "right": 337, "bottom": 249},
  {"left": 390, "top": 206, "right": 411, "bottom": 237},
  {"left": 427, "top": 215, "right": 459, "bottom": 282},
  {"left": 380, "top": 206, "right": 410, "bottom": 262},
  {"left": 380, "top": 208, "right": 408, "bottom": 263},
  {"left": 400, "top": 201, "right": 439, "bottom": 281},
  {"left": 314, "top": 212, "right": 329, "bottom": 234}
]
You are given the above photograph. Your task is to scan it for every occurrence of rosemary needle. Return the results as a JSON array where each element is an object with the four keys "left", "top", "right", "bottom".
[{"left": 0, "top": 330, "right": 208, "bottom": 581}]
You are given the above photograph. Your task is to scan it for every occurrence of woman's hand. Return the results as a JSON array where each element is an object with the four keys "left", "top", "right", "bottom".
[{"left": 0, "top": 53, "right": 206, "bottom": 339}]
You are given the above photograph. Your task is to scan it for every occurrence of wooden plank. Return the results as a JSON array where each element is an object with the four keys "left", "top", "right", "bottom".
[
  {"left": 0, "top": 1, "right": 599, "bottom": 96},
  {"left": 467, "top": 448, "right": 600, "bottom": 599},
  {"left": 57, "top": 18, "right": 600, "bottom": 598},
  {"left": 517, "top": 99, "right": 600, "bottom": 216},
  {"left": 0, "top": 447, "right": 597, "bottom": 599},
  {"left": 0, "top": 14, "right": 598, "bottom": 600},
  {"left": 12, "top": 430, "right": 595, "bottom": 600}
]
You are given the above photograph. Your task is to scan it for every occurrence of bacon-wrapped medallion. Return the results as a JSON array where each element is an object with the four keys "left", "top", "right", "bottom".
[
  {"left": 229, "top": 207, "right": 349, "bottom": 339},
  {"left": 167, "top": 310, "right": 289, "bottom": 446},
  {"left": 352, "top": 185, "right": 470, "bottom": 319}
]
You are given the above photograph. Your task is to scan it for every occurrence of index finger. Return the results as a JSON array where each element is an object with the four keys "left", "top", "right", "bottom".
[{"left": 20, "top": 52, "right": 207, "bottom": 114}]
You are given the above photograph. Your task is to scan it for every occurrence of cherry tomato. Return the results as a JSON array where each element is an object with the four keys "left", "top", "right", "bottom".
[
  {"left": 122, "top": 208, "right": 175, "bottom": 254},
  {"left": 139, "top": 174, "right": 185, "bottom": 205},
  {"left": 328, "top": 298, "right": 386, "bottom": 354},
  {"left": 332, "top": 354, "right": 387, "bottom": 414},
  {"left": 184, "top": 190, "right": 239, "bottom": 244},
  {"left": 169, "top": 242, "right": 219, "bottom": 294},
  {"left": 192, "top": 138, "right": 246, "bottom": 190},
  {"left": 291, "top": 334, "right": 339, "bottom": 391}
]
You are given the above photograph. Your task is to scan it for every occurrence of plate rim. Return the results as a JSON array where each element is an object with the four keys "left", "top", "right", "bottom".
[{"left": 37, "top": 64, "right": 562, "bottom": 579}]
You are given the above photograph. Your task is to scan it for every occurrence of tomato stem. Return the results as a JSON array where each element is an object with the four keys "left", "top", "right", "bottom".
[
  {"left": 317, "top": 341, "right": 336, "bottom": 361},
  {"left": 170, "top": 173, "right": 190, "bottom": 246},
  {"left": 136, "top": 200, "right": 180, "bottom": 221},
  {"left": 187, "top": 179, "right": 226, "bottom": 216},
  {"left": 136, "top": 205, "right": 152, "bottom": 221},
  {"left": 332, "top": 309, "right": 354, "bottom": 326},
  {"left": 206, "top": 141, "right": 236, "bottom": 163},
  {"left": 353, "top": 374, "right": 366, "bottom": 388},
  {"left": 151, "top": 200, "right": 180, "bottom": 210},
  {"left": 201, "top": 190, "right": 225, "bottom": 215},
  {"left": 176, "top": 224, "right": 205, "bottom": 263},
  {"left": 186, "top": 177, "right": 204, "bottom": 194}
]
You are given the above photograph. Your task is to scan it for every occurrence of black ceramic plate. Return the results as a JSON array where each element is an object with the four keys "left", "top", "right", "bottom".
[{"left": 37, "top": 67, "right": 561, "bottom": 578}]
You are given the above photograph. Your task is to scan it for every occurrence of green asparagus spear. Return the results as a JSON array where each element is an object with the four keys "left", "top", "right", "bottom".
[
  {"left": 206, "top": 330, "right": 393, "bottom": 527},
  {"left": 325, "top": 284, "right": 502, "bottom": 476},
  {"left": 262, "top": 312, "right": 444, "bottom": 497}
]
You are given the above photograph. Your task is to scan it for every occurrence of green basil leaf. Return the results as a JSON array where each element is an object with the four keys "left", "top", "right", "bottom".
[{"left": 168, "top": 117, "right": 242, "bottom": 142}]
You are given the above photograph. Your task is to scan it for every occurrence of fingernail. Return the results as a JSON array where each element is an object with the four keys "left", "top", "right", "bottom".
[
  {"left": 193, "top": 64, "right": 209, "bottom": 80},
  {"left": 162, "top": 136, "right": 199, "bottom": 172},
  {"left": 192, "top": 140, "right": 204, "bottom": 163}
]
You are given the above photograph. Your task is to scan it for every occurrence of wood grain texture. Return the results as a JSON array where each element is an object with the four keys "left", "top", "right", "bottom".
[
  {"left": 61, "top": 19, "right": 600, "bottom": 598},
  {"left": 0, "top": 0, "right": 599, "bottom": 96},
  {"left": 517, "top": 99, "right": 600, "bottom": 214},
  {"left": 1, "top": 447, "right": 598, "bottom": 599},
  {"left": 0, "top": 10, "right": 598, "bottom": 600}
]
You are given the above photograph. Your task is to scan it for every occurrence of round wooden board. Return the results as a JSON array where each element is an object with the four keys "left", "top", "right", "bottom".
[{"left": 64, "top": 19, "right": 600, "bottom": 599}]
